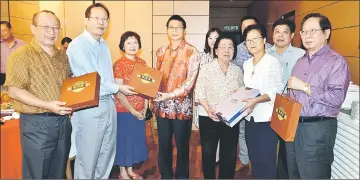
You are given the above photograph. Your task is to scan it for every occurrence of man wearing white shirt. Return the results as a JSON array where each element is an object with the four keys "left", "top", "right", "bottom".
[
  {"left": 66, "top": 3, "right": 136, "bottom": 179},
  {"left": 242, "top": 24, "right": 283, "bottom": 179},
  {"left": 267, "top": 18, "right": 305, "bottom": 179}
]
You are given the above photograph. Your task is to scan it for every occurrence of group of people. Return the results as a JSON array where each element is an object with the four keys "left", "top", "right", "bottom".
[{"left": 2, "top": 2, "right": 351, "bottom": 180}]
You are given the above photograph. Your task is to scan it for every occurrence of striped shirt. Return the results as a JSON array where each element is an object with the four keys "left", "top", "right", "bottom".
[
  {"left": 4, "top": 39, "right": 71, "bottom": 114},
  {"left": 290, "top": 44, "right": 350, "bottom": 117},
  {"left": 199, "top": 52, "right": 213, "bottom": 68}
]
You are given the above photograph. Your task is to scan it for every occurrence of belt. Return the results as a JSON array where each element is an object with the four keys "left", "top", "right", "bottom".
[
  {"left": 34, "top": 112, "right": 63, "bottom": 117},
  {"left": 299, "top": 116, "right": 336, "bottom": 123}
]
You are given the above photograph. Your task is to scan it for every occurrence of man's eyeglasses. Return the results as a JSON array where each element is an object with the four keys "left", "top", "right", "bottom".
[
  {"left": 245, "top": 37, "right": 263, "bottom": 45},
  {"left": 168, "top": 26, "right": 184, "bottom": 31},
  {"left": 34, "top": 25, "right": 61, "bottom": 32},
  {"left": 299, "top": 29, "right": 323, "bottom": 36},
  {"left": 88, "top": 17, "right": 110, "bottom": 23}
]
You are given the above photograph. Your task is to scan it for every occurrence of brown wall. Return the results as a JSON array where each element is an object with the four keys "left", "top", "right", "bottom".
[
  {"left": 248, "top": 1, "right": 360, "bottom": 85},
  {"left": 6, "top": 1, "right": 40, "bottom": 43},
  {"left": 0, "top": 1, "right": 9, "bottom": 22}
]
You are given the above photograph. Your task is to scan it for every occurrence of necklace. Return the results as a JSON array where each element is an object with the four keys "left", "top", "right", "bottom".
[
  {"left": 252, "top": 59, "right": 260, "bottom": 76},
  {"left": 252, "top": 53, "right": 265, "bottom": 76}
]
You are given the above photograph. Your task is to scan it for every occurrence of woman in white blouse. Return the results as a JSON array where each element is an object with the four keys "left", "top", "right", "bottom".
[
  {"left": 195, "top": 35, "right": 244, "bottom": 179},
  {"left": 242, "top": 24, "right": 283, "bottom": 179}
]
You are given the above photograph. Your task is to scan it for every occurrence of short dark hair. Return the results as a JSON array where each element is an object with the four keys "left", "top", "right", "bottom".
[
  {"left": 32, "top": 10, "right": 60, "bottom": 25},
  {"left": 300, "top": 13, "right": 332, "bottom": 42},
  {"left": 243, "top": 24, "right": 267, "bottom": 42},
  {"left": 119, "top": 31, "right": 142, "bottom": 51},
  {"left": 166, "top": 15, "right": 186, "bottom": 29},
  {"left": 213, "top": 35, "right": 238, "bottom": 60},
  {"left": 240, "top": 16, "right": 260, "bottom": 26},
  {"left": 272, "top": 18, "right": 296, "bottom": 33},
  {"left": 85, "top": 3, "right": 110, "bottom": 19},
  {"left": 61, "top": 37, "right": 72, "bottom": 45},
  {"left": 0, "top": 21, "right": 11, "bottom": 29},
  {"left": 204, "top": 28, "right": 222, "bottom": 53}
]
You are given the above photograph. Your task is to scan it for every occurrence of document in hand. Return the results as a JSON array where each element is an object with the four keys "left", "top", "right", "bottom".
[{"left": 216, "top": 87, "right": 260, "bottom": 127}]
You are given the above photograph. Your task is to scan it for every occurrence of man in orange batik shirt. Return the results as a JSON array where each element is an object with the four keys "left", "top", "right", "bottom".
[{"left": 153, "top": 15, "right": 200, "bottom": 179}]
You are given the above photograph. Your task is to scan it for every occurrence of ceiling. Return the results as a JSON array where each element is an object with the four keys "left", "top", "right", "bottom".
[{"left": 210, "top": 0, "right": 253, "bottom": 8}]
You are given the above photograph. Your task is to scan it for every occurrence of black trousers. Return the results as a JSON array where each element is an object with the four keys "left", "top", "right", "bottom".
[
  {"left": 20, "top": 113, "right": 72, "bottom": 179},
  {"left": 277, "top": 136, "right": 289, "bottom": 179},
  {"left": 286, "top": 117, "right": 337, "bottom": 179},
  {"left": 156, "top": 117, "right": 192, "bottom": 179},
  {"left": 245, "top": 118, "right": 278, "bottom": 179},
  {"left": 199, "top": 116, "right": 239, "bottom": 179},
  {"left": 0, "top": 73, "right": 5, "bottom": 85}
]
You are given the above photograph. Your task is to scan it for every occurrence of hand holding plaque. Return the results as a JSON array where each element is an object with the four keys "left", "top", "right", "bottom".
[{"left": 127, "top": 63, "right": 163, "bottom": 98}]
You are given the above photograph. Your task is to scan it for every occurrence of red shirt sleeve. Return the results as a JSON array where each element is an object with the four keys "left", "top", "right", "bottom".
[{"left": 113, "top": 58, "right": 125, "bottom": 79}]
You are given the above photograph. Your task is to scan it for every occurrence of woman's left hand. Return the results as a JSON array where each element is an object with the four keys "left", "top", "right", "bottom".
[{"left": 242, "top": 98, "right": 258, "bottom": 116}]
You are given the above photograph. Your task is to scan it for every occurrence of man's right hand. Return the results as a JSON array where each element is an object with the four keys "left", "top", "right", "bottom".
[
  {"left": 47, "top": 101, "right": 72, "bottom": 115},
  {"left": 119, "top": 85, "right": 137, "bottom": 96}
]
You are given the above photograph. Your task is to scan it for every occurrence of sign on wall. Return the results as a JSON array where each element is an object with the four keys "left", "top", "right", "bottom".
[{"left": 223, "top": 25, "right": 240, "bottom": 32}]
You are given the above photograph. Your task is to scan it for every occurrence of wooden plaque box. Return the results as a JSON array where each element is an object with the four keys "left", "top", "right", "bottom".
[
  {"left": 60, "top": 72, "right": 100, "bottom": 111},
  {"left": 127, "top": 63, "right": 163, "bottom": 98}
]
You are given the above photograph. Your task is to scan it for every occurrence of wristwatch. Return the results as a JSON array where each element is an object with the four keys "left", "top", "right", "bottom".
[{"left": 303, "top": 83, "right": 310, "bottom": 93}]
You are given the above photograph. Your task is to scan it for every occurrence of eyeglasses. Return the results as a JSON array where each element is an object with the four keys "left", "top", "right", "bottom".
[
  {"left": 167, "top": 26, "right": 184, "bottom": 31},
  {"left": 34, "top": 25, "right": 61, "bottom": 32},
  {"left": 88, "top": 17, "right": 109, "bottom": 23},
  {"left": 245, "top": 37, "right": 263, "bottom": 45},
  {"left": 299, "top": 29, "right": 322, "bottom": 36}
]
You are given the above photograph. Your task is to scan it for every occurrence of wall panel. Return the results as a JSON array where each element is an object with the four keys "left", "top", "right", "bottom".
[{"left": 248, "top": 1, "right": 360, "bottom": 84}]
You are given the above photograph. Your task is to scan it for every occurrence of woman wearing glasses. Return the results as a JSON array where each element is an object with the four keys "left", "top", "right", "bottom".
[
  {"left": 113, "top": 31, "right": 148, "bottom": 179},
  {"left": 195, "top": 35, "right": 244, "bottom": 179},
  {"left": 242, "top": 24, "right": 283, "bottom": 179}
]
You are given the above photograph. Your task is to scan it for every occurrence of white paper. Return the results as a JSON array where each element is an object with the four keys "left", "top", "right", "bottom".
[{"left": 215, "top": 87, "right": 260, "bottom": 127}]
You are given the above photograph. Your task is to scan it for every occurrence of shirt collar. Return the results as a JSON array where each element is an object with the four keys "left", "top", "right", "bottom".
[
  {"left": 30, "top": 38, "right": 61, "bottom": 57},
  {"left": 121, "top": 55, "right": 141, "bottom": 62},
  {"left": 1, "top": 38, "right": 22, "bottom": 49},
  {"left": 167, "top": 39, "right": 186, "bottom": 51},
  {"left": 269, "top": 44, "right": 294, "bottom": 54},
  {"left": 239, "top": 41, "right": 246, "bottom": 47},
  {"left": 305, "top": 44, "right": 331, "bottom": 60},
  {"left": 215, "top": 58, "right": 236, "bottom": 71},
  {"left": 82, "top": 29, "right": 106, "bottom": 45}
]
